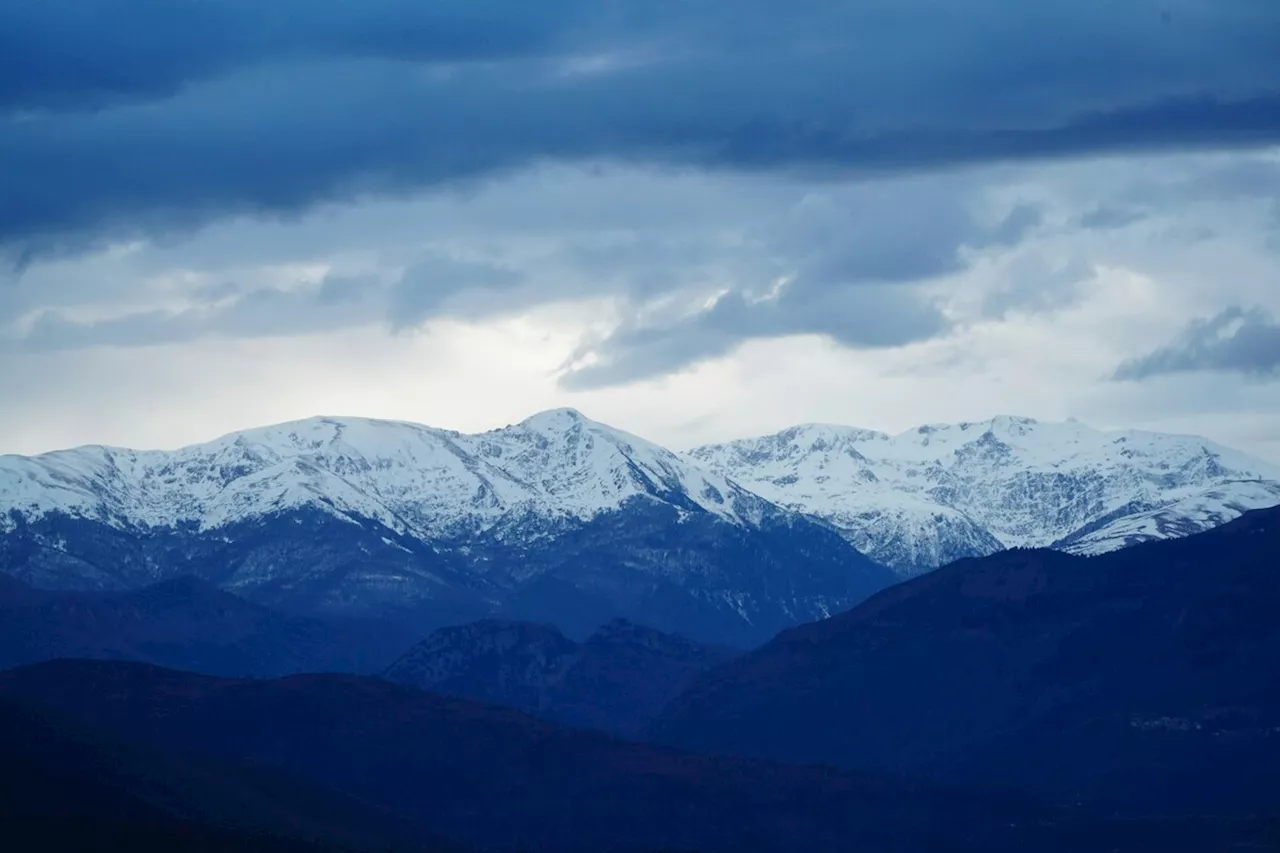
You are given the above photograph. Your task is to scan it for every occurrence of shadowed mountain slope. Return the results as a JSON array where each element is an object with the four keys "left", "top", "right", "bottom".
[
  {"left": 2, "top": 658, "right": 1263, "bottom": 853},
  {"left": 0, "top": 694, "right": 448, "bottom": 852},
  {"left": 0, "top": 575, "right": 415, "bottom": 677},
  {"left": 651, "top": 506, "right": 1280, "bottom": 817},
  {"left": 384, "top": 617, "right": 739, "bottom": 734}
]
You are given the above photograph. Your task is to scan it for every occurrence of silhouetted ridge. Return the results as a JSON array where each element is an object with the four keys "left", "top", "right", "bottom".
[
  {"left": 652, "top": 506, "right": 1280, "bottom": 817},
  {"left": 384, "top": 616, "right": 737, "bottom": 733},
  {"left": 0, "top": 576, "right": 414, "bottom": 677},
  {"left": 4, "top": 658, "right": 1252, "bottom": 852},
  {"left": 0, "top": 692, "right": 445, "bottom": 851}
]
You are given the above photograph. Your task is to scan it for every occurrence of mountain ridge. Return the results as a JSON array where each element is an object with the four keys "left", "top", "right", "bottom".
[
  {"left": 0, "top": 574, "right": 416, "bottom": 677},
  {"left": 650, "top": 505, "right": 1280, "bottom": 815},
  {"left": 0, "top": 409, "right": 892, "bottom": 646},
  {"left": 686, "top": 414, "right": 1280, "bottom": 573},
  {"left": 384, "top": 616, "right": 739, "bottom": 734},
  {"left": 3, "top": 408, "right": 1277, "bottom": 640},
  {"left": 0, "top": 408, "right": 774, "bottom": 536},
  {"left": 2, "top": 658, "right": 1265, "bottom": 853},
  {"left": 0, "top": 693, "right": 443, "bottom": 852}
]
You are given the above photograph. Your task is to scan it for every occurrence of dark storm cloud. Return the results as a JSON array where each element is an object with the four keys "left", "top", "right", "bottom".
[
  {"left": 0, "top": 0, "right": 591, "bottom": 111},
  {"left": 1114, "top": 306, "right": 1280, "bottom": 380},
  {"left": 3, "top": 0, "right": 1280, "bottom": 255}
]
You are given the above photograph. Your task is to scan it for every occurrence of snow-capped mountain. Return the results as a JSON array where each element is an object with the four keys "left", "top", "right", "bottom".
[
  {"left": 5, "top": 408, "right": 1276, "bottom": 639},
  {"left": 0, "top": 409, "right": 893, "bottom": 646},
  {"left": 686, "top": 416, "right": 1280, "bottom": 575},
  {"left": 0, "top": 408, "right": 767, "bottom": 537}
]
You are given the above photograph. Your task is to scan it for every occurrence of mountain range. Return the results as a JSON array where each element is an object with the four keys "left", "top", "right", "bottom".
[
  {"left": 688, "top": 415, "right": 1280, "bottom": 573},
  {"left": 2, "top": 409, "right": 1277, "bottom": 644},
  {"left": 2, "top": 495, "right": 1278, "bottom": 850},
  {"left": 0, "top": 409, "right": 890, "bottom": 646}
]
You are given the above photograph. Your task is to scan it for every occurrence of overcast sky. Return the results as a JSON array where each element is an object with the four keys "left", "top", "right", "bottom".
[{"left": 3, "top": 1, "right": 1280, "bottom": 461}]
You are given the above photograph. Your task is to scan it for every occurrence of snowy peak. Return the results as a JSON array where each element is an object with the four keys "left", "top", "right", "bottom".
[
  {"left": 5, "top": 409, "right": 1277, "bottom": 590},
  {"left": 516, "top": 407, "right": 589, "bottom": 431},
  {"left": 470, "top": 408, "right": 768, "bottom": 525},
  {"left": 965, "top": 414, "right": 1039, "bottom": 434},
  {"left": 0, "top": 412, "right": 896, "bottom": 646},
  {"left": 777, "top": 423, "right": 891, "bottom": 447},
  {"left": 688, "top": 417, "right": 1280, "bottom": 573},
  {"left": 0, "top": 410, "right": 768, "bottom": 538}
]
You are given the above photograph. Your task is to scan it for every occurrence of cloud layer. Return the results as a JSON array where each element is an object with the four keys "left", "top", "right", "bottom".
[
  {"left": 1, "top": 165, "right": 1053, "bottom": 386},
  {"left": 3, "top": 148, "right": 1280, "bottom": 464},
  {"left": 5, "top": 5, "right": 1280, "bottom": 463},
  {"left": 4, "top": 1, "right": 1280, "bottom": 255}
]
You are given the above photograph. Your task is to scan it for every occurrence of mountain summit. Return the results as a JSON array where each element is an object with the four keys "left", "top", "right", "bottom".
[
  {"left": 686, "top": 416, "right": 1280, "bottom": 574},
  {"left": 0, "top": 409, "right": 764, "bottom": 537},
  {"left": 0, "top": 410, "right": 891, "bottom": 645}
]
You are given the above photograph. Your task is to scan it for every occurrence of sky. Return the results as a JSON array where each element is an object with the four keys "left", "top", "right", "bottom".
[{"left": 3, "top": 1, "right": 1280, "bottom": 462}]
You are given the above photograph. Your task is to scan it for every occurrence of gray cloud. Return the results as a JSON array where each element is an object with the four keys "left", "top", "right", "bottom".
[
  {"left": 1114, "top": 305, "right": 1280, "bottom": 380},
  {"left": 979, "top": 257, "right": 1095, "bottom": 319},
  {"left": 9, "top": 275, "right": 384, "bottom": 352},
  {"left": 1078, "top": 205, "right": 1148, "bottom": 230},
  {"left": 1182, "top": 158, "right": 1280, "bottom": 202},
  {"left": 4, "top": 254, "right": 539, "bottom": 350},
  {"left": 1078, "top": 155, "right": 1280, "bottom": 218},
  {"left": 558, "top": 176, "right": 1026, "bottom": 387},
  {"left": 7, "top": 146, "right": 1280, "bottom": 460},
  {"left": 561, "top": 283, "right": 946, "bottom": 389},
  {"left": 8, "top": 149, "right": 1280, "bottom": 395},
  {"left": 0, "top": 157, "right": 1083, "bottom": 385},
  {"left": 389, "top": 254, "right": 527, "bottom": 328},
  {"left": 987, "top": 204, "right": 1045, "bottom": 246},
  {"left": 0, "top": 167, "right": 782, "bottom": 352},
  {"left": 3, "top": 1, "right": 1280, "bottom": 256}
]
